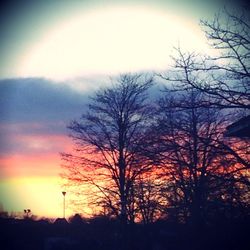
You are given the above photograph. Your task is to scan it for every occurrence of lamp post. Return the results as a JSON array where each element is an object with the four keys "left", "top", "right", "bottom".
[{"left": 62, "top": 191, "right": 66, "bottom": 219}]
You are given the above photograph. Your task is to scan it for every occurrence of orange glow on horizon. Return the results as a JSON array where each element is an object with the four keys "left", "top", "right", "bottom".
[
  {"left": 0, "top": 131, "right": 79, "bottom": 217},
  {"left": 0, "top": 154, "right": 61, "bottom": 178},
  {"left": 0, "top": 176, "right": 77, "bottom": 218}
]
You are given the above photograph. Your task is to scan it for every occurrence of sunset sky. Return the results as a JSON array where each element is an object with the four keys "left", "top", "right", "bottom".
[{"left": 0, "top": 0, "right": 244, "bottom": 218}]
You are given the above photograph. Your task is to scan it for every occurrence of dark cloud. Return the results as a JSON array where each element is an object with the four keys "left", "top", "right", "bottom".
[
  {"left": 0, "top": 77, "right": 90, "bottom": 156},
  {"left": 0, "top": 76, "right": 162, "bottom": 156},
  {"left": 0, "top": 77, "right": 89, "bottom": 123}
]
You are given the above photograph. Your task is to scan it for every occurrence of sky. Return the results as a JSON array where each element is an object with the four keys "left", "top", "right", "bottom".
[{"left": 0, "top": 0, "right": 247, "bottom": 218}]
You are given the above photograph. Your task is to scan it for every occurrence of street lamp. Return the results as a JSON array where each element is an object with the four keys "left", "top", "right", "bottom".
[{"left": 62, "top": 191, "right": 66, "bottom": 219}]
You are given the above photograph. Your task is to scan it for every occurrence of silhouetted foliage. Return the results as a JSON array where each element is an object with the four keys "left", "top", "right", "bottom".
[
  {"left": 199, "top": 7, "right": 250, "bottom": 109},
  {"left": 61, "top": 74, "right": 154, "bottom": 226},
  {"left": 154, "top": 80, "right": 249, "bottom": 227},
  {"left": 1, "top": 214, "right": 250, "bottom": 250},
  {"left": 56, "top": 7, "right": 250, "bottom": 250},
  {"left": 160, "top": 8, "right": 250, "bottom": 110},
  {"left": 158, "top": 17, "right": 250, "bottom": 180},
  {"left": 134, "top": 178, "right": 165, "bottom": 224}
]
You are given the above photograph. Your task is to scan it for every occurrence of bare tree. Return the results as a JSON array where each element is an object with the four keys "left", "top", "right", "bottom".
[
  {"left": 159, "top": 7, "right": 250, "bottom": 110},
  {"left": 199, "top": 7, "right": 250, "bottom": 109},
  {"left": 134, "top": 177, "right": 165, "bottom": 224},
  {"left": 158, "top": 44, "right": 250, "bottom": 175},
  {"left": 61, "top": 74, "right": 154, "bottom": 226},
  {"left": 154, "top": 90, "right": 233, "bottom": 227},
  {"left": 156, "top": 26, "right": 250, "bottom": 222}
]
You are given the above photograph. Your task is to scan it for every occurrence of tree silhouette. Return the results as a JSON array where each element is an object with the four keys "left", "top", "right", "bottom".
[
  {"left": 135, "top": 177, "right": 164, "bottom": 224},
  {"left": 158, "top": 42, "right": 249, "bottom": 181},
  {"left": 61, "top": 74, "right": 154, "bottom": 226},
  {"left": 23, "top": 209, "right": 31, "bottom": 219},
  {"left": 159, "top": 7, "right": 249, "bottom": 110},
  {"left": 152, "top": 86, "right": 250, "bottom": 230},
  {"left": 199, "top": 7, "right": 250, "bottom": 109}
]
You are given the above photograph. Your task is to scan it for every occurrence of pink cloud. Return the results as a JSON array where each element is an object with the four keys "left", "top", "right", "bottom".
[{"left": 0, "top": 132, "right": 74, "bottom": 178}]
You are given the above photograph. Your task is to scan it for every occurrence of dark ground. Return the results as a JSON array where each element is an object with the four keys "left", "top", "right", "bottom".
[{"left": 0, "top": 215, "right": 249, "bottom": 250}]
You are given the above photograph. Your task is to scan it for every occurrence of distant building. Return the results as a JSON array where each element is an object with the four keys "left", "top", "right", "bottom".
[
  {"left": 225, "top": 115, "right": 250, "bottom": 138},
  {"left": 53, "top": 217, "right": 68, "bottom": 225}
]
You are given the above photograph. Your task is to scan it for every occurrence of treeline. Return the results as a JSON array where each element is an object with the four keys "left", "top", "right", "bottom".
[
  {"left": 59, "top": 8, "right": 250, "bottom": 250},
  {"left": 0, "top": 214, "right": 249, "bottom": 250},
  {"left": 62, "top": 7, "right": 249, "bottom": 229},
  {"left": 62, "top": 73, "right": 249, "bottom": 225}
]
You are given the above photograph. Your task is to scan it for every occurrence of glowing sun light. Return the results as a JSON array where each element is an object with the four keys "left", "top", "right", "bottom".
[{"left": 18, "top": 6, "right": 209, "bottom": 80}]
